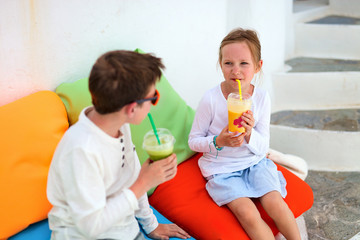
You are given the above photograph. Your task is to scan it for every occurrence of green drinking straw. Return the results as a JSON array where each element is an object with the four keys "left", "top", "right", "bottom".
[{"left": 147, "top": 113, "right": 161, "bottom": 145}]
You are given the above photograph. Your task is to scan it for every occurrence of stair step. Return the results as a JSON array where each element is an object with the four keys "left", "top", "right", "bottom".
[
  {"left": 295, "top": 15, "right": 360, "bottom": 59},
  {"left": 270, "top": 123, "right": 360, "bottom": 171},
  {"left": 293, "top": 0, "right": 328, "bottom": 14},
  {"left": 270, "top": 109, "right": 360, "bottom": 171},
  {"left": 272, "top": 71, "right": 360, "bottom": 112},
  {"left": 271, "top": 109, "right": 360, "bottom": 132},
  {"left": 307, "top": 15, "right": 360, "bottom": 25},
  {"left": 286, "top": 57, "right": 360, "bottom": 72}
]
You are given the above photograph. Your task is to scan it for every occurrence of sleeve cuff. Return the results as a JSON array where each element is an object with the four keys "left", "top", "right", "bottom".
[
  {"left": 143, "top": 218, "right": 159, "bottom": 234},
  {"left": 244, "top": 130, "right": 268, "bottom": 155},
  {"left": 123, "top": 188, "right": 139, "bottom": 211},
  {"left": 136, "top": 194, "right": 159, "bottom": 234},
  {"left": 207, "top": 135, "right": 217, "bottom": 153}
]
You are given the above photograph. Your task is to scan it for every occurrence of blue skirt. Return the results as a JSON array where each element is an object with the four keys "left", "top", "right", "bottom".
[{"left": 205, "top": 157, "right": 287, "bottom": 206}]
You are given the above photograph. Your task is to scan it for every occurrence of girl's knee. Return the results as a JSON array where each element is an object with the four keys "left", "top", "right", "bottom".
[
  {"left": 261, "top": 191, "right": 286, "bottom": 208},
  {"left": 229, "top": 203, "right": 261, "bottom": 225},
  {"left": 261, "top": 193, "right": 292, "bottom": 219}
]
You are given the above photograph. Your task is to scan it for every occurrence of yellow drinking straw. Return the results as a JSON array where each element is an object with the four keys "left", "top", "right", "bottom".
[{"left": 236, "top": 79, "right": 243, "bottom": 101}]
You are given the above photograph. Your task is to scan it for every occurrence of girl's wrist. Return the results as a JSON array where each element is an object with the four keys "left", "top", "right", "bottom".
[
  {"left": 245, "top": 131, "right": 251, "bottom": 143},
  {"left": 213, "top": 135, "right": 223, "bottom": 150}
]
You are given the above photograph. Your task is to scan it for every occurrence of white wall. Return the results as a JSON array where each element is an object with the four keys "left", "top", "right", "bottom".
[{"left": 0, "top": 0, "right": 288, "bottom": 110}]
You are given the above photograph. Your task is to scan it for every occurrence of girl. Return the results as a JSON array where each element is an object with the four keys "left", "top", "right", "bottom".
[{"left": 188, "top": 28, "right": 300, "bottom": 240}]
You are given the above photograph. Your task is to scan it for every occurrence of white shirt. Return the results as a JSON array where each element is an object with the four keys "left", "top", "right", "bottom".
[
  {"left": 47, "top": 107, "right": 158, "bottom": 240},
  {"left": 188, "top": 84, "right": 271, "bottom": 178}
]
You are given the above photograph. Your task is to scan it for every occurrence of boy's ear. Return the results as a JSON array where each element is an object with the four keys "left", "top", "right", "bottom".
[{"left": 125, "top": 102, "right": 137, "bottom": 117}]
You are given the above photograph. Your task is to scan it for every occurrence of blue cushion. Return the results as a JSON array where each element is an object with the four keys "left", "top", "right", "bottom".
[
  {"left": 141, "top": 206, "right": 195, "bottom": 240},
  {"left": 9, "top": 206, "right": 194, "bottom": 240},
  {"left": 9, "top": 219, "right": 51, "bottom": 240}
]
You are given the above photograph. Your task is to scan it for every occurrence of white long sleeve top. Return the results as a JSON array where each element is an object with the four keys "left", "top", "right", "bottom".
[
  {"left": 47, "top": 107, "right": 158, "bottom": 240},
  {"left": 188, "top": 84, "right": 271, "bottom": 178}
]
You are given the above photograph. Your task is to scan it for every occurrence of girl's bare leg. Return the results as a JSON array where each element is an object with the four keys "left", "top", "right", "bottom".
[
  {"left": 227, "top": 197, "right": 275, "bottom": 240},
  {"left": 260, "top": 191, "right": 301, "bottom": 240}
]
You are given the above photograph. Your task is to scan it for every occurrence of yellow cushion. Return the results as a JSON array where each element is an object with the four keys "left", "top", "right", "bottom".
[{"left": 0, "top": 91, "right": 69, "bottom": 239}]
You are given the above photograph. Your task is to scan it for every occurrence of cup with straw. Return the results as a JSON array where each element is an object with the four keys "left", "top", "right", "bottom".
[
  {"left": 227, "top": 79, "right": 252, "bottom": 133},
  {"left": 142, "top": 113, "right": 176, "bottom": 161}
]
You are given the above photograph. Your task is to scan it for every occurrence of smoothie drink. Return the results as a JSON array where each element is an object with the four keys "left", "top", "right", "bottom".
[
  {"left": 142, "top": 128, "right": 175, "bottom": 161},
  {"left": 227, "top": 93, "right": 252, "bottom": 133}
]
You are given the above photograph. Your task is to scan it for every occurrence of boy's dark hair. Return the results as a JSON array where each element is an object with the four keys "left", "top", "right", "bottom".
[{"left": 88, "top": 50, "right": 165, "bottom": 114}]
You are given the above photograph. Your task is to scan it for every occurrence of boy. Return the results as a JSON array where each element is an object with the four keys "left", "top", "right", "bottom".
[{"left": 47, "top": 50, "right": 190, "bottom": 240}]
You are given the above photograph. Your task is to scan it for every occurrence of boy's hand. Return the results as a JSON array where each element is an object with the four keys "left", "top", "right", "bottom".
[
  {"left": 216, "top": 125, "right": 245, "bottom": 148},
  {"left": 143, "top": 154, "right": 178, "bottom": 187},
  {"left": 130, "top": 154, "right": 177, "bottom": 199},
  {"left": 147, "top": 223, "right": 191, "bottom": 240}
]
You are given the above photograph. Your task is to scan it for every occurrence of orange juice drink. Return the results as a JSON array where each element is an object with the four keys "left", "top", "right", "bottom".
[
  {"left": 227, "top": 93, "right": 252, "bottom": 133},
  {"left": 142, "top": 128, "right": 175, "bottom": 161}
]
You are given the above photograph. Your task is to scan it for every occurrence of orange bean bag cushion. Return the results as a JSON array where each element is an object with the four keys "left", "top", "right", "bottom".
[
  {"left": 0, "top": 91, "right": 69, "bottom": 239},
  {"left": 149, "top": 153, "right": 313, "bottom": 239}
]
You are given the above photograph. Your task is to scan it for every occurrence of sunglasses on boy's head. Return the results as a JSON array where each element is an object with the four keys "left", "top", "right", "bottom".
[{"left": 135, "top": 89, "right": 160, "bottom": 106}]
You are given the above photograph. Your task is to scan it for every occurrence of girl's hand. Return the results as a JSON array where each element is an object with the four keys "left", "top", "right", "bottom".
[
  {"left": 241, "top": 110, "right": 255, "bottom": 141},
  {"left": 216, "top": 126, "right": 245, "bottom": 148},
  {"left": 147, "top": 223, "right": 191, "bottom": 239}
]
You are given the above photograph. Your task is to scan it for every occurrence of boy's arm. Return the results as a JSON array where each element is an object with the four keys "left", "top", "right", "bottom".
[
  {"left": 129, "top": 154, "right": 177, "bottom": 233},
  {"left": 135, "top": 193, "right": 158, "bottom": 234},
  {"left": 135, "top": 194, "right": 191, "bottom": 239},
  {"left": 54, "top": 149, "right": 141, "bottom": 238}
]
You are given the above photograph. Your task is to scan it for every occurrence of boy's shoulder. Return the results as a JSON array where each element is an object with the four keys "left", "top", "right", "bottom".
[
  {"left": 57, "top": 108, "right": 98, "bottom": 148},
  {"left": 58, "top": 119, "right": 90, "bottom": 148}
]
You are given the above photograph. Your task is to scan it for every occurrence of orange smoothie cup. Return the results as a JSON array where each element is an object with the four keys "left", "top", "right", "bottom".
[{"left": 227, "top": 93, "right": 252, "bottom": 133}]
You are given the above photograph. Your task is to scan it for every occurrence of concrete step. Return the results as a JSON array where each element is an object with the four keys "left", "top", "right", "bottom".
[
  {"left": 295, "top": 15, "right": 360, "bottom": 59},
  {"left": 270, "top": 109, "right": 360, "bottom": 171},
  {"left": 271, "top": 108, "right": 360, "bottom": 132},
  {"left": 272, "top": 71, "right": 360, "bottom": 112},
  {"left": 272, "top": 57, "right": 360, "bottom": 112},
  {"left": 308, "top": 15, "right": 360, "bottom": 25},
  {"left": 293, "top": 0, "right": 329, "bottom": 14},
  {"left": 285, "top": 57, "right": 360, "bottom": 72},
  {"left": 293, "top": 0, "right": 330, "bottom": 23}
]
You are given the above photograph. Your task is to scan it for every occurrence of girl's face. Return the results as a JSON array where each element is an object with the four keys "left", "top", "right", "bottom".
[{"left": 220, "top": 42, "right": 262, "bottom": 94}]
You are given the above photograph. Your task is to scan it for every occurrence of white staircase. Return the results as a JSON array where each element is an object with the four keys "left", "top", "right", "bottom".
[{"left": 270, "top": 0, "right": 360, "bottom": 171}]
